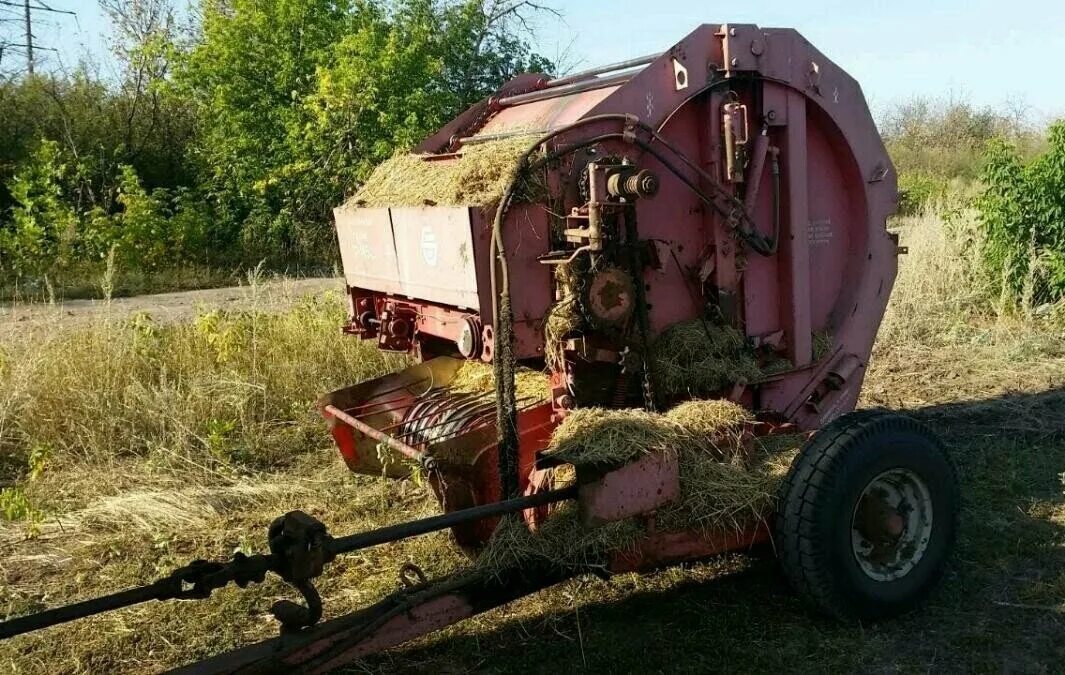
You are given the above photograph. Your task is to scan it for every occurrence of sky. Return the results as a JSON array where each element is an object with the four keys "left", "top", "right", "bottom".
[{"left": 9, "top": 0, "right": 1065, "bottom": 122}]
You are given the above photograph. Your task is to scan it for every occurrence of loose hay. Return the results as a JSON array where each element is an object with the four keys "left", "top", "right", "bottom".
[
  {"left": 543, "top": 262, "right": 584, "bottom": 370},
  {"left": 475, "top": 508, "right": 643, "bottom": 575},
  {"left": 657, "top": 433, "right": 803, "bottom": 534},
  {"left": 651, "top": 319, "right": 763, "bottom": 402},
  {"left": 447, "top": 359, "right": 552, "bottom": 402},
  {"left": 544, "top": 407, "right": 680, "bottom": 467},
  {"left": 479, "top": 402, "right": 804, "bottom": 573},
  {"left": 351, "top": 137, "right": 543, "bottom": 211},
  {"left": 666, "top": 399, "right": 753, "bottom": 461}
]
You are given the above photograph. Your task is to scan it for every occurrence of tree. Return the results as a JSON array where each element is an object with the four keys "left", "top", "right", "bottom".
[{"left": 177, "top": 0, "right": 553, "bottom": 262}]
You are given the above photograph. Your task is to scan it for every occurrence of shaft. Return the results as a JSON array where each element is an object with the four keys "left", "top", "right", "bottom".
[
  {"left": 0, "top": 579, "right": 173, "bottom": 640},
  {"left": 331, "top": 485, "right": 578, "bottom": 553}
]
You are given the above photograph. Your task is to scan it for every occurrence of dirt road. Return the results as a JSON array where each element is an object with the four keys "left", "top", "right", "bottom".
[{"left": 0, "top": 277, "right": 341, "bottom": 338}]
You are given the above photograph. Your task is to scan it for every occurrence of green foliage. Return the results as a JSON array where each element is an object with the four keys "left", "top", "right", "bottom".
[
  {"left": 0, "top": 487, "right": 39, "bottom": 524},
  {"left": 897, "top": 172, "right": 949, "bottom": 216},
  {"left": 0, "top": 1, "right": 552, "bottom": 289},
  {"left": 882, "top": 98, "right": 1040, "bottom": 215},
  {"left": 178, "top": 0, "right": 552, "bottom": 264},
  {"left": 0, "top": 143, "right": 214, "bottom": 279},
  {"left": 0, "top": 141, "right": 78, "bottom": 277},
  {"left": 975, "top": 121, "right": 1065, "bottom": 305}
]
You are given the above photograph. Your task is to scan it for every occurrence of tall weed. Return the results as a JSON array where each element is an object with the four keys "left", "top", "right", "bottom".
[{"left": 0, "top": 290, "right": 403, "bottom": 482}]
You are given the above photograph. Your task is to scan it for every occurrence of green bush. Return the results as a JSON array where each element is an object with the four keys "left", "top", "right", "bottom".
[
  {"left": 975, "top": 121, "right": 1065, "bottom": 305},
  {"left": 897, "top": 172, "right": 949, "bottom": 216},
  {"left": 0, "top": 142, "right": 217, "bottom": 281},
  {"left": 0, "top": 141, "right": 78, "bottom": 277}
]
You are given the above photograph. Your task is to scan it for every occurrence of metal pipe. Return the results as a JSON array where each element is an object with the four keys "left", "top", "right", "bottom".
[
  {"left": 544, "top": 52, "right": 661, "bottom": 88},
  {"left": 458, "top": 128, "right": 550, "bottom": 146},
  {"left": 324, "top": 404, "right": 433, "bottom": 469},
  {"left": 330, "top": 485, "right": 579, "bottom": 554},
  {"left": 497, "top": 70, "right": 636, "bottom": 108},
  {"left": 0, "top": 580, "right": 174, "bottom": 640}
]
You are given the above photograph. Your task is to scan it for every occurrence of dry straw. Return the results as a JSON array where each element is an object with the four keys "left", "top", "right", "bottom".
[
  {"left": 543, "top": 262, "right": 584, "bottom": 370},
  {"left": 447, "top": 359, "right": 552, "bottom": 402},
  {"left": 480, "top": 400, "right": 803, "bottom": 573},
  {"left": 650, "top": 320, "right": 763, "bottom": 402},
  {"left": 350, "top": 137, "right": 542, "bottom": 211}
]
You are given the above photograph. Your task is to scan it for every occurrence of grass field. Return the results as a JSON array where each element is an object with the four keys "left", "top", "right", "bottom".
[{"left": 0, "top": 211, "right": 1063, "bottom": 673}]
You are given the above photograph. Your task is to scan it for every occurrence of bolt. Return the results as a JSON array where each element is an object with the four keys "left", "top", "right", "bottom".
[
  {"left": 729, "top": 27, "right": 736, "bottom": 36},
  {"left": 767, "top": 110, "right": 777, "bottom": 121},
  {"left": 730, "top": 57, "right": 739, "bottom": 67}
]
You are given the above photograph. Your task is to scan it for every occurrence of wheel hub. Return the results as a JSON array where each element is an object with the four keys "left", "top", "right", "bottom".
[{"left": 851, "top": 468, "right": 934, "bottom": 582}]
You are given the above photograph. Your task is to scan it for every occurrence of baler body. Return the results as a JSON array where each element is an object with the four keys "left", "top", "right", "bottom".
[{"left": 321, "top": 23, "right": 899, "bottom": 547}]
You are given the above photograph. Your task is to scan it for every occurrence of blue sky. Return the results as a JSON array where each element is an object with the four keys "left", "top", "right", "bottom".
[{"left": 19, "top": 0, "right": 1065, "bottom": 121}]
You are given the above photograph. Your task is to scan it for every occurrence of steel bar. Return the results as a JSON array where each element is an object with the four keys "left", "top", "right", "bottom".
[
  {"left": 544, "top": 52, "right": 661, "bottom": 88},
  {"left": 330, "top": 485, "right": 577, "bottom": 554},
  {"left": 458, "top": 129, "right": 549, "bottom": 146},
  {"left": 324, "top": 404, "right": 429, "bottom": 466},
  {"left": 0, "top": 580, "right": 172, "bottom": 640},
  {"left": 0, "top": 486, "right": 577, "bottom": 642},
  {"left": 497, "top": 70, "right": 636, "bottom": 107}
]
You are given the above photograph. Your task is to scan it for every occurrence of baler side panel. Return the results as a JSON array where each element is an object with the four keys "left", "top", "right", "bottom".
[
  {"left": 334, "top": 206, "right": 403, "bottom": 297},
  {"left": 391, "top": 207, "right": 481, "bottom": 311}
]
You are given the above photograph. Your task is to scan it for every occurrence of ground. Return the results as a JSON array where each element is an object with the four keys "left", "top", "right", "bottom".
[
  {"left": 0, "top": 277, "right": 337, "bottom": 340},
  {"left": 1, "top": 271, "right": 1063, "bottom": 673}
]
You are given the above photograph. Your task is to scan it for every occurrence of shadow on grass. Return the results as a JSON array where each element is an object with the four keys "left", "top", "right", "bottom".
[{"left": 353, "top": 390, "right": 1065, "bottom": 673}]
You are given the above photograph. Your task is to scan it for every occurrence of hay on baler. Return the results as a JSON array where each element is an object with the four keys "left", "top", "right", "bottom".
[
  {"left": 544, "top": 407, "right": 681, "bottom": 467},
  {"left": 351, "top": 136, "right": 542, "bottom": 211},
  {"left": 666, "top": 399, "right": 753, "bottom": 462},
  {"left": 650, "top": 320, "right": 763, "bottom": 402},
  {"left": 447, "top": 359, "right": 552, "bottom": 402},
  {"left": 477, "top": 401, "right": 803, "bottom": 574},
  {"left": 543, "top": 261, "right": 584, "bottom": 370},
  {"left": 475, "top": 507, "right": 642, "bottom": 576},
  {"left": 657, "top": 432, "right": 803, "bottom": 534}
]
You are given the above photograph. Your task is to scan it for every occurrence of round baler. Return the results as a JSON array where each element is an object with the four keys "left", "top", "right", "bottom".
[{"left": 0, "top": 24, "right": 959, "bottom": 671}]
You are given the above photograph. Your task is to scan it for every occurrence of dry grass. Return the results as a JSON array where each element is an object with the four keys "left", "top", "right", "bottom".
[
  {"left": 350, "top": 137, "right": 541, "bottom": 211},
  {"left": 543, "top": 262, "right": 584, "bottom": 370},
  {"left": 475, "top": 509, "right": 643, "bottom": 576},
  {"left": 484, "top": 401, "right": 798, "bottom": 572},
  {"left": 0, "top": 457, "right": 466, "bottom": 673},
  {"left": 2, "top": 207, "right": 1065, "bottom": 672},
  {"left": 650, "top": 319, "right": 763, "bottom": 403},
  {"left": 869, "top": 208, "right": 1065, "bottom": 409},
  {"left": 544, "top": 407, "right": 678, "bottom": 467},
  {"left": 0, "top": 284, "right": 404, "bottom": 491},
  {"left": 447, "top": 359, "right": 551, "bottom": 402}
]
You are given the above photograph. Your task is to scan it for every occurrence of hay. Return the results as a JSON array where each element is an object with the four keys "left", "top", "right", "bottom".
[
  {"left": 478, "top": 402, "right": 804, "bottom": 574},
  {"left": 651, "top": 319, "right": 763, "bottom": 402},
  {"left": 666, "top": 399, "right": 753, "bottom": 461},
  {"left": 543, "top": 262, "right": 584, "bottom": 370},
  {"left": 544, "top": 400, "right": 752, "bottom": 468},
  {"left": 658, "top": 433, "right": 803, "bottom": 534},
  {"left": 544, "top": 407, "right": 680, "bottom": 467},
  {"left": 351, "top": 137, "right": 542, "bottom": 210},
  {"left": 813, "top": 331, "right": 834, "bottom": 360},
  {"left": 447, "top": 359, "right": 551, "bottom": 402},
  {"left": 475, "top": 508, "right": 642, "bottom": 576}
]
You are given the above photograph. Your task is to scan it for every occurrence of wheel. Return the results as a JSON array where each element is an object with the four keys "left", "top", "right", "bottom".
[{"left": 774, "top": 410, "right": 959, "bottom": 621}]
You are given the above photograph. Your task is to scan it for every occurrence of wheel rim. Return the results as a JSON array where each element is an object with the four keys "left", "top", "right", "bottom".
[{"left": 850, "top": 468, "right": 934, "bottom": 582}]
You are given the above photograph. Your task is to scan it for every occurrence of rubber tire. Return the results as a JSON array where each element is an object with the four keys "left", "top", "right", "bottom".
[{"left": 775, "top": 410, "right": 960, "bottom": 622}]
